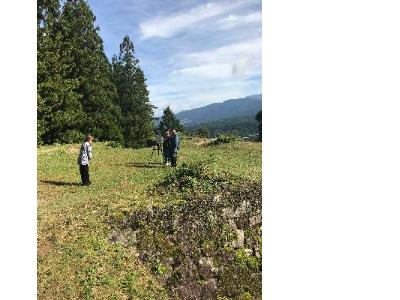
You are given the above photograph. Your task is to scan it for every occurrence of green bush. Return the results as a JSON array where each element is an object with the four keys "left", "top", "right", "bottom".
[
  {"left": 209, "top": 134, "right": 238, "bottom": 146},
  {"left": 107, "top": 141, "right": 123, "bottom": 148},
  {"left": 156, "top": 162, "right": 231, "bottom": 194},
  {"left": 57, "top": 130, "right": 84, "bottom": 144},
  {"left": 195, "top": 126, "right": 209, "bottom": 138},
  {"left": 238, "top": 292, "right": 253, "bottom": 300}
]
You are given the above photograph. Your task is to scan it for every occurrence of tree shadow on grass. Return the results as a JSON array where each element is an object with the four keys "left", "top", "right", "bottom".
[
  {"left": 40, "top": 180, "right": 81, "bottom": 186},
  {"left": 126, "top": 162, "right": 164, "bottom": 169}
]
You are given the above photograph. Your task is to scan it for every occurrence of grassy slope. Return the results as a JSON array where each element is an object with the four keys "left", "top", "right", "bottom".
[{"left": 37, "top": 137, "right": 261, "bottom": 299}]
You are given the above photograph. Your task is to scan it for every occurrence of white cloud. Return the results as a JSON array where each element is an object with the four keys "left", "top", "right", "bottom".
[
  {"left": 147, "top": 37, "right": 262, "bottom": 114},
  {"left": 185, "top": 37, "right": 261, "bottom": 63},
  {"left": 216, "top": 11, "right": 262, "bottom": 30},
  {"left": 139, "top": 0, "right": 258, "bottom": 39},
  {"left": 171, "top": 64, "right": 232, "bottom": 79},
  {"left": 171, "top": 37, "right": 262, "bottom": 79},
  {"left": 136, "top": 1, "right": 262, "bottom": 112}
]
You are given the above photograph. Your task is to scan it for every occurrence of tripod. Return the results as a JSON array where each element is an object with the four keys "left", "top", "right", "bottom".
[{"left": 151, "top": 143, "right": 162, "bottom": 156}]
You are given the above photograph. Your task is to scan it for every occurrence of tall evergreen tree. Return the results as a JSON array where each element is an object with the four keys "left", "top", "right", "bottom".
[
  {"left": 195, "top": 126, "right": 209, "bottom": 138},
  {"left": 38, "top": 0, "right": 85, "bottom": 144},
  {"left": 60, "top": 0, "right": 123, "bottom": 142},
  {"left": 37, "top": 2, "right": 154, "bottom": 146},
  {"left": 112, "top": 36, "right": 154, "bottom": 148},
  {"left": 158, "top": 106, "right": 183, "bottom": 133}
]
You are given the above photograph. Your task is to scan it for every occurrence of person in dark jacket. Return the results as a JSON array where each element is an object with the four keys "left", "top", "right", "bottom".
[
  {"left": 162, "top": 129, "right": 172, "bottom": 166},
  {"left": 170, "top": 128, "right": 180, "bottom": 167}
]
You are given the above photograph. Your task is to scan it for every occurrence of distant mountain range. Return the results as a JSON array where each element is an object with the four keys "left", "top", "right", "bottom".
[{"left": 176, "top": 94, "right": 262, "bottom": 125}]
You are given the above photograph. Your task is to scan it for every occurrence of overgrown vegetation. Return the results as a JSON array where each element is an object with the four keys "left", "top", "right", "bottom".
[
  {"left": 124, "top": 163, "right": 262, "bottom": 299},
  {"left": 208, "top": 134, "right": 239, "bottom": 146},
  {"left": 194, "top": 126, "right": 210, "bottom": 138},
  {"left": 38, "top": 137, "right": 261, "bottom": 299},
  {"left": 154, "top": 161, "right": 233, "bottom": 196}
]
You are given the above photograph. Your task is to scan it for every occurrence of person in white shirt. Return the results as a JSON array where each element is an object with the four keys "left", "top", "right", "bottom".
[{"left": 77, "top": 135, "right": 93, "bottom": 186}]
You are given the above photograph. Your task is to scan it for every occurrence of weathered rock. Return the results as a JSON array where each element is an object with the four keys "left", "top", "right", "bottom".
[
  {"left": 177, "top": 257, "right": 199, "bottom": 281},
  {"left": 221, "top": 207, "right": 234, "bottom": 219},
  {"left": 244, "top": 248, "right": 252, "bottom": 256},
  {"left": 233, "top": 201, "right": 250, "bottom": 223},
  {"left": 198, "top": 257, "right": 215, "bottom": 279},
  {"left": 227, "top": 219, "right": 237, "bottom": 231},
  {"left": 126, "top": 181, "right": 262, "bottom": 299},
  {"left": 201, "top": 278, "right": 217, "bottom": 300},
  {"left": 172, "top": 257, "right": 202, "bottom": 300},
  {"left": 138, "top": 250, "right": 149, "bottom": 262},
  {"left": 249, "top": 215, "right": 261, "bottom": 227},
  {"left": 175, "top": 281, "right": 202, "bottom": 300},
  {"left": 231, "top": 229, "right": 245, "bottom": 249},
  {"left": 213, "top": 194, "right": 221, "bottom": 202}
]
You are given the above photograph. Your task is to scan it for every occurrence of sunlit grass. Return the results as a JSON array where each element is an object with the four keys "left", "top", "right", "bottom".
[{"left": 37, "top": 137, "right": 261, "bottom": 299}]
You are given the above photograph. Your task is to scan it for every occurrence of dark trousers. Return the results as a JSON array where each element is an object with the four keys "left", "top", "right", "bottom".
[
  {"left": 79, "top": 164, "right": 90, "bottom": 184},
  {"left": 163, "top": 149, "right": 171, "bottom": 163},
  {"left": 171, "top": 151, "right": 178, "bottom": 167}
]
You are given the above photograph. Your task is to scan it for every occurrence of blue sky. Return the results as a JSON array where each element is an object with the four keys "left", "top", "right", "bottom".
[{"left": 87, "top": 0, "right": 262, "bottom": 115}]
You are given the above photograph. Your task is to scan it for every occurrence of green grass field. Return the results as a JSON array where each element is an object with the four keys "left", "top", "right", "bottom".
[{"left": 37, "top": 137, "right": 261, "bottom": 299}]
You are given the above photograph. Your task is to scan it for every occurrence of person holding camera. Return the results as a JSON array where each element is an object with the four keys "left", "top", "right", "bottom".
[
  {"left": 163, "top": 129, "right": 172, "bottom": 166},
  {"left": 170, "top": 128, "right": 180, "bottom": 167}
]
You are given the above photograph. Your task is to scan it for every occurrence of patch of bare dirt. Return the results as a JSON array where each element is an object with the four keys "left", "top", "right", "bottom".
[
  {"left": 66, "top": 147, "right": 79, "bottom": 154},
  {"left": 195, "top": 139, "right": 212, "bottom": 146},
  {"left": 38, "top": 240, "right": 52, "bottom": 257},
  {"left": 38, "top": 148, "right": 57, "bottom": 154}
]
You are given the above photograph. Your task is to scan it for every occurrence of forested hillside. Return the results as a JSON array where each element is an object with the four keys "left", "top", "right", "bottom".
[
  {"left": 37, "top": 0, "right": 154, "bottom": 147},
  {"left": 176, "top": 94, "right": 262, "bottom": 125},
  {"left": 185, "top": 115, "right": 259, "bottom": 137}
]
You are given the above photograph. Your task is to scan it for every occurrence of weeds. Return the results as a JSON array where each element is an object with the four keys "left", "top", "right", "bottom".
[
  {"left": 38, "top": 139, "right": 261, "bottom": 299},
  {"left": 154, "top": 161, "right": 233, "bottom": 197},
  {"left": 128, "top": 164, "right": 262, "bottom": 299}
]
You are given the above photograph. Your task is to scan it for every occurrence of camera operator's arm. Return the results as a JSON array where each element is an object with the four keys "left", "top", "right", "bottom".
[
  {"left": 174, "top": 135, "right": 180, "bottom": 153},
  {"left": 175, "top": 135, "right": 181, "bottom": 150}
]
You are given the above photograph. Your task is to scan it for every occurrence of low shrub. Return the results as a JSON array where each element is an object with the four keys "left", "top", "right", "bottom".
[
  {"left": 57, "top": 130, "right": 84, "bottom": 144},
  {"left": 106, "top": 141, "right": 123, "bottom": 148},
  {"left": 208, "top": 134, "right": 238, "bottom": 146},
  {"left": 155, "top": 161, "right": 232, "bottom": 195}
]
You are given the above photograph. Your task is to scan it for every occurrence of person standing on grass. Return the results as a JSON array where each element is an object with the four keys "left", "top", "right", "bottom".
[
  {"left": 163, "top": 129, "right": 172, "bottom": 166},
  {"left": 170, "top": 128, "right": 180, "bottom": 167},
  {"left": 77, "top": 135, "right": 93, "bottom": 186}
]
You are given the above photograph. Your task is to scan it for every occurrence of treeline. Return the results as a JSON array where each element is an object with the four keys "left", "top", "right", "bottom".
[
  {"left": 37, "top": 0, "right": 154, "bottom": 148},
  {"left": 184, "top": 115, "right": 259, "bottom": 138}
]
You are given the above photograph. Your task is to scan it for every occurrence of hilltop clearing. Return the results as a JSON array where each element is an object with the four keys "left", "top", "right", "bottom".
[{"left": 38, "top": 137, "right": 261, "bottom": 299}]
